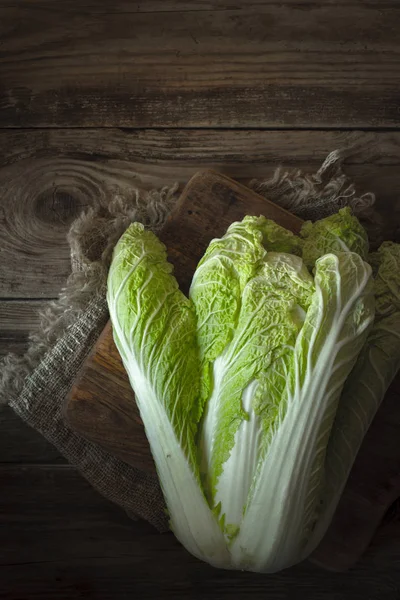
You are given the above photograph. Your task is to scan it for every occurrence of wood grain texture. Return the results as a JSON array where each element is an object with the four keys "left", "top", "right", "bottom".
[
  {"left": 1, "top": 465, "right": 400, "bottom": 599},
  {"left": 0, "top": 407, "right": 65, "bottom": 464},
  {"left": 66, "top": 322, "right": 155, "bottom": 472},
  {"left": 1, "top": 3, "right": 400, "bottom": 127},
  {"left": 1, "top": 1, "right": 400, "bottom": 592},
  {"left": 0, "top": 300, "right": 47, "bottom": 356},
  {"left": 1, "top": 128, "right": 399, "bottom": 299},
  {"left": 3, "top": 0, "right": 395, "bottom": 12}
]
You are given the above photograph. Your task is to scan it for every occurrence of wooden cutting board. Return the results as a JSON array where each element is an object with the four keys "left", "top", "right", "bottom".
[{"left": 64, "top": 170, "right": 400, "bottom": 572}]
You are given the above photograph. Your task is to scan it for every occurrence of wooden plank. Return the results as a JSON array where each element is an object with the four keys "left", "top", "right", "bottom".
[
  {"left": 0, "top": 300, "right": 67, "bottom": 465},
  {"left": 2, "top": 129, "right": 400, "bottom": 211},
  {"left": 1, "top": 4, "right": 400, "bottom": 127},
  {"left": 2, "top": 560, "right": 398, "bottom": 600},
  {"left": 0, "top": 407, "right": 65, "bottom": 464},
  {"left": 1, "top": 128, "right": 399, "bottom": 299},
  {"left": 3, "top": 0, "right": 395, "bottom": 12},
  {"left": 0, "top": 466, "right": 400, "bottom": 599},
  {"left": 3, "top": 129, "right": 400, "bottom": 174},
  {"left": 0, "top": 175, "right": 84, "bottom": 298},
  {"left": 0, "top": 464, "right": 151, "bottom": 566},
  {"left": 0, "top": 300, "right": 47, "bottom": 356}
]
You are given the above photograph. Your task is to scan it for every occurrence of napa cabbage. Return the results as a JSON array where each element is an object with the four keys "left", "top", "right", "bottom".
[{"left": 107, "top": 208, "right": 400, "bottom": 573}]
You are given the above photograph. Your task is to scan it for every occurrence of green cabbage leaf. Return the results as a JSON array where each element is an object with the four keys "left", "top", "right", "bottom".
[{"left": 107, "top": 210, "right": 400, "bottom": 573}]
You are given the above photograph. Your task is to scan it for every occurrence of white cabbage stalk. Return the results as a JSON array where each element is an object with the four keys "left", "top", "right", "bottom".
[
  {"left": 304, "top": 242, "right": 400, "bottom": 557},
  {"left": 107, "top": 211, "right": 400, "bottom": 573},
  {"left": 107, "top": 223, "right": 229, "bottom": 567}
]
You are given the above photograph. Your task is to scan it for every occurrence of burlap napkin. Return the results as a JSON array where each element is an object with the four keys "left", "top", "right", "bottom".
[{"left": 0, "top": 151, "right": 381, "bottom": 531}]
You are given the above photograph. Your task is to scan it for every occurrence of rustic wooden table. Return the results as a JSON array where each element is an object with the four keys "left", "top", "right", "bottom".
[{"left": 1, "top": 2, "right": 400, "bottom": 599}]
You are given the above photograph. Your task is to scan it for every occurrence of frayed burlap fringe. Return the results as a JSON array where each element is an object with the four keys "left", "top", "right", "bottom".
[
  {"left": 250, "top": 149, "right": 382, "bottom": 245},
  {"left": 0, "top": 151, "right": 381, "bottom": 529}
]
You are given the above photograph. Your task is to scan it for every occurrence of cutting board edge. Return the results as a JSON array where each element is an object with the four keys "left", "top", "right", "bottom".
[{"left": 182, "top": 169, "right": 304, "bottom": 230}]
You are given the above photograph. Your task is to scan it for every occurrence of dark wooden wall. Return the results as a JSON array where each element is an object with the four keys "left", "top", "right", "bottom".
[{"left": 1, "top": 2, "right": 400, "bottom": 598}]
